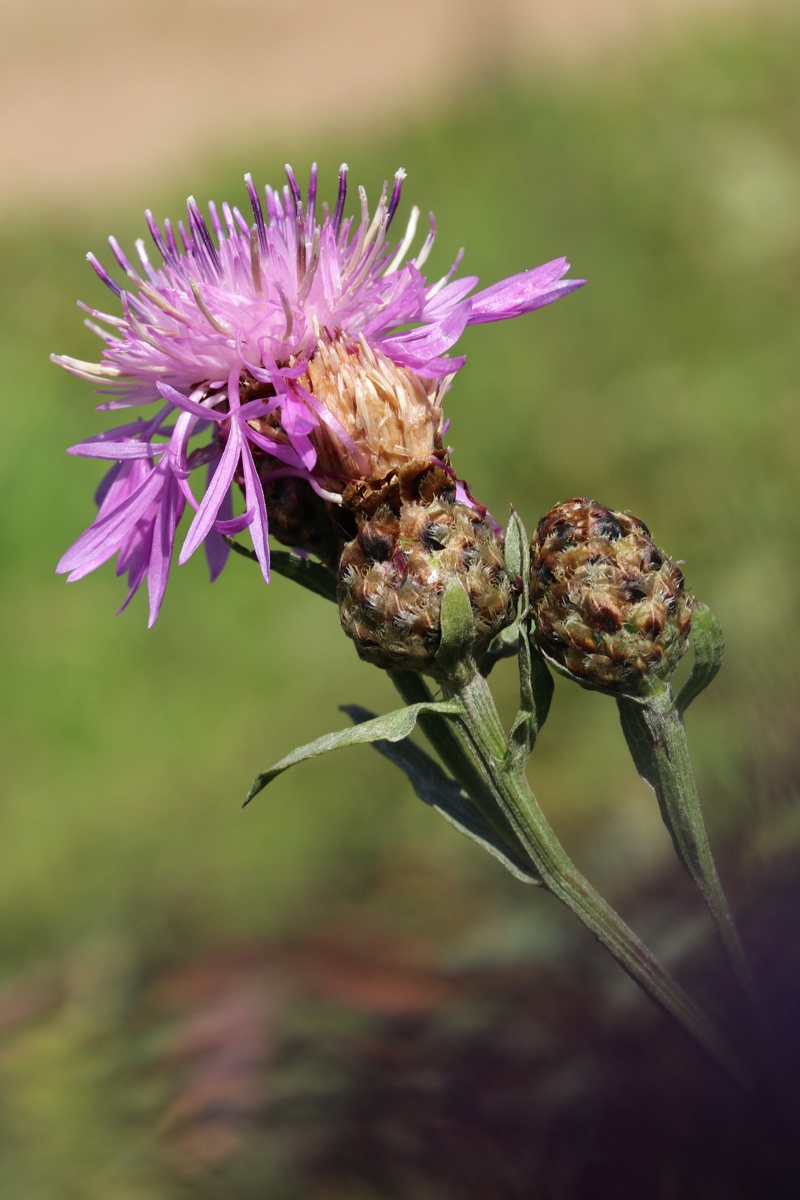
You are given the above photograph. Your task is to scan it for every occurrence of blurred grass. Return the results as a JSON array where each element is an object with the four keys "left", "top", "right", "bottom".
[{"left": 1, "top": 14, "right": 800, "bottom": 1195}]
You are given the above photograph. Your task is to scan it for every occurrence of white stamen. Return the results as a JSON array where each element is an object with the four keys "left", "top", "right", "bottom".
[
  {"left": 276, "top": 283, "right": 294, "bottom": 339},
  {"left": 341, "top": 187, "right": 371, "bottom": 283},
  {"left": 78, "top": 301, "right": 126, "bottom": 328},
  {"left": 360, "top": 180, "right": 388, "bottom": 257},
  {"left": 52, "top": 355, "right": 123, "bottom": 379},
  {"left": 190, "top": 279, "right": 234, "bottom": 336},
  {"left": 138, "top": 281, "right": 192, "bottom": 324},
  {"left": 385, "top": 206, "right": 420, "bottom": 274},
  {"left": 412, "top": 213, "right": 436, "bottom": 271},
  {"left": 135, "top": 238, "right": 158, "bottom": 282},
  {"left": 342, "top": 212, "right": 388, "bottom": 299},
  {"left": 82, "top": 319, "right": 116, "bottom": 342}
]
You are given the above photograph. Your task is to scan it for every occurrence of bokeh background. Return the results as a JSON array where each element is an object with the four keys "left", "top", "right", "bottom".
[{"left": 2, "top": 0, "right": 800, "bottom": 1195}]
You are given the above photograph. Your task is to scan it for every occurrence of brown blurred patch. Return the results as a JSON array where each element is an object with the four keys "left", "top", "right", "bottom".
[{"left": 0, "top": 0, "right": 793, "bottom": 217}]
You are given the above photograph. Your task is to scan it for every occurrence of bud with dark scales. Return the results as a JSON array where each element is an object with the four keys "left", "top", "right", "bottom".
[
  {"left": 338, "top": 495, "right": 514, "bottom": 675},
  {"left": 529, "top": 498, "right": 694, "bottom": 695},
  {"left": 259, "top": 470, "right": 343, "bottom": 568}
]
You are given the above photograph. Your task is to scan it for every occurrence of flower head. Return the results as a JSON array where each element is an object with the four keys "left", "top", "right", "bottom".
[
  {"left": 338, "top": 489, "right": 514, "bottom": 676},
  {"left": 529, "top": 498, "right": 694, "bottom": 694},
  {"left": 55, "top": 163, "right": 584, "bottom": 622}
]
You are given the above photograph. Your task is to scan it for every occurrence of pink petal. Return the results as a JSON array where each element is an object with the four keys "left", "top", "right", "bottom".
[
  {"left": 58, "top": 462, "right": 167, "bottom": 573},
  {"left": 147, "top": 470, "right": 183, "bottom": 626},
  {"left": 179, "top": 425, "right": 241, "bottom": 565},
  {"left": 468, "top": 259, "right": 585, "bottom": 324},
  {"left": 240, "top": 441, "right": 270, "bottom": 582}
]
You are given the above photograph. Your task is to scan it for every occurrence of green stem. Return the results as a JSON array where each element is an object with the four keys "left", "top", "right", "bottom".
[
  {"left": 389, "top": 671, "right": 491, "bottom": 800},
  {"left": 617, "top": 688, "right": 757, "bottom": 1015},
  {"left": 389, "top": 670, "right": 526, "bottom": 858},
  {"left": 447, "top": 669, "right": 748, "bottom": 1086}
]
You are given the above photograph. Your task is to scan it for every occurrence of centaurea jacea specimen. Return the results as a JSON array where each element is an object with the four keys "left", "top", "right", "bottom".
[{"left": 56, "top": 164, "right": 754, "bottom": 1090}]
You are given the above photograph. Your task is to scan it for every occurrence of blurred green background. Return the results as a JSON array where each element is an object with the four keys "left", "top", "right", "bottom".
[{"left": 2, "top": 6, "right": 800, "bottom": 1196}]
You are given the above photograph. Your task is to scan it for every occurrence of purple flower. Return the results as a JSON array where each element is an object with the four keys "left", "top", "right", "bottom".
[{"left": 55, "top": 163, "right": 584, "bottom": 622}]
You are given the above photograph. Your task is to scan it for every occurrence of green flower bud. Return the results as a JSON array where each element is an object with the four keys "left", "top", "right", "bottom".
[
  {"left": 338, "top": 497, "right": 514, "bottom": 676},
  {"left": 529, "top": 498, "right": 694, "bottom": 695}
]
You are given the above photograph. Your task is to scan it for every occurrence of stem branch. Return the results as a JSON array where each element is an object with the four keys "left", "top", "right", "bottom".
[
  {"left": 617, "top": 689, "right": 757, "bottom": 1016},
  {"left": 447, "top": 670, "right": 748, "bottom": 1086}
]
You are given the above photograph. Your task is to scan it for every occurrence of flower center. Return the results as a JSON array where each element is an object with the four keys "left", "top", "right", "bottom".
[{"left": 300, "top": 333, "right": 446, "bottom": 486}]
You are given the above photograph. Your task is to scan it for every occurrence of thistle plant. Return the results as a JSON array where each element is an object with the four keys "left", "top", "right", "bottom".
[{"left": 56, "top": 164, "right": 758, "bottom": 1087}]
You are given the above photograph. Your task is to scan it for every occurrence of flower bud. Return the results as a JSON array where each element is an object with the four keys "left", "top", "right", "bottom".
[
  {"left": 259, "top": 470, "right": 343, "bottom": 568},
  {"left": 529, "top": 498, "right": 694, "bottom": 695},
  {"left": 338, "top": 497, "right": 514, "bottom": 675}
]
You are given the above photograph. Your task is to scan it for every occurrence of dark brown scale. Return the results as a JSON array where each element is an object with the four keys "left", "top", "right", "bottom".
[
  {"left": 639, "top": 544, "right": 663, "bottom": 571},
  {"left": 584, "top": 591, "right": 624, "bottom": 633},
  {"left": 550, "top": 519, "right": 579, "bottom": 548},
  {"left": 584, "top": 550, "right": 613, "bottom": 568},
  {"left": 421, "top": 520, "right": 450, "bottom": 552},
  {"left": 592, "top": 513, "right": 624, "bottom": 540},
  {"left": 535, "top": 561, "right": 556, "bottom": 588},
  {"left": 238, "top": 373, "right": 278, "bottom": 405},
  {"left": 260, "top": 472, "right": 343, "bottom": 567},
  {"left": 618, "top": 573, "right": 647, "bottom": 602},
  {"left": 359, "top": 527, "right": 396, "bottom": 562},
  {"left": 638, "top": 603, "right": 668, "bottom": 638},
  {"left": 341, "top": 460, "right": 455, "bottom": 520}
]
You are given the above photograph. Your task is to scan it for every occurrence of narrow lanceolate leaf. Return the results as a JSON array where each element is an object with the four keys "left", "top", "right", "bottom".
[
  {"left": 617, "top": 685, "right": 755, "bottom": 1013},
  {"left": 224, "top": 538, "right": 338, "bottom": 603},
  {"left": 435, "top": 578, "right": 475, "bottom": 678},
  {"left": 676, "top": 602, "right": 724, "bottom": 716},
  {"left": 342, "top": 706, "right": 541, "bottom": 885},
  {"left": 505, "top": 509, "right": 550, "bottom": 766},
  {"left": 503, "top": 507, "right": 525, "bottom": 583},
  {"left": 480, "top": 625, "right": 520, "bottom": 677},
  {"left": 389, "top": 670, "right": 501, "bottom": 819},
  {"left": 529, "top": 646, "right": 555, "bottom": 732},
  {"left": 245, "top": 699, "right": 462, "bottom": 805}
]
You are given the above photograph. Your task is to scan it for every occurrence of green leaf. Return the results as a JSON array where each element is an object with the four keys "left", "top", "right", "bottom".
[
  {"left": 529, "top": 645, "right": 555, "bottom": 729},
  {"left": 435, "top": 578, "right": 474, "bottom": 678},
  {"left": 224, "top": 537, "right": 338, "bottom": 603},
  {"left": 480, "top": 625, "right": 520, "bottom": 676},
  {"left": 503, "top": 507, "right": 525, "bottom": 582},
  {"left": 617, "top": 686, "right": 754, "bottom": 1010},
  {"left": 676, "top": 603, "right": 724, "bottom": 716},
  {"left": 342, "top": 705, "right": 541, "bottom": 885},
  {"left": 389, "top": 670, "right": 501, "bottom": 816},
  {"left": 506, "top": 509, "right": 552, "bottom": 765},
  {"left": 245, "top": 699, "right": 462, "bottom": 805}
]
